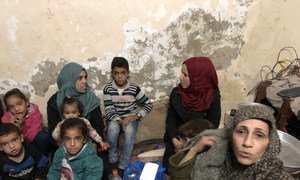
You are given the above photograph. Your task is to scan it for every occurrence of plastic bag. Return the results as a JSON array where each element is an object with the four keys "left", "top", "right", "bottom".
[{"left": 123, "top": 160, "right": 166, "bottom": 180}]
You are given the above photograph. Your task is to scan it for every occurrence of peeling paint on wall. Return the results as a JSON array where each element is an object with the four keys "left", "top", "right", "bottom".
[
  {"left": 30, "top": 59, "right": 67, "bottom": 97},
  {"left": 14, "top": 1, "right": 252, "bottom": 102},
  {"left": 0, "top": 1, "right": 253, "bottom": 103}
]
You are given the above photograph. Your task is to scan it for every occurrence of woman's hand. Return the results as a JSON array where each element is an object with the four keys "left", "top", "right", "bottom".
[
  {"left": 190, "top": 136, "right": 217, "bottom": 154},
  {"left": 179, "top": 136, "right": 217, "bottom": 165},
  {"left": 172, "top": 137, "right": 184, "bottom": 151}
]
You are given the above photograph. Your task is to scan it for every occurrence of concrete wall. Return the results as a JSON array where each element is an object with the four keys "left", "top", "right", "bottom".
[{"left": 1, "top": 0, "right": 300, "bottom": 126}]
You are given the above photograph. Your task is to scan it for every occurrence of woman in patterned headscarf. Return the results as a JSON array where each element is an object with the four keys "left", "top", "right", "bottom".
[
  {"left": 169, "top": 102, "right": 293, "bottom": 179},
  {"left": 163, "top": 57, "right": 221, "bottom": 172}
]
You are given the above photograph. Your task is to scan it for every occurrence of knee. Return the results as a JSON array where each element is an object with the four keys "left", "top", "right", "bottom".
[
  {"left": 124, "top": 122, "right": 137, "bottom": 135},
  {"left": 107, "top": 122, "right": 120, "bottom": 136},
  {"left": 35, "top": 130, "right": 50, "bottom": 142},
  {"left": 124, "top": 127, "right": 137, "bottom": 138}
]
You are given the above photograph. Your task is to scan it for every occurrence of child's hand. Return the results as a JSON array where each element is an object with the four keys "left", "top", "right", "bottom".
[
  {"left": 123, "top": 115, "right": 138, "bottom": 123},
  {"left": 99, "top": 141, "right": 110, "bottom": 151},
  {"left": 119, "top": 120, "right": 127, "bottom": 131},
  {"left": 10, "top": 114, "right": 24, "bottom": 128},
  {"left": 119, "top": 115, "right": 137, "bottom": 131},
  {"left": 172, "top": 138, "right": 184, "bottom": 151}
]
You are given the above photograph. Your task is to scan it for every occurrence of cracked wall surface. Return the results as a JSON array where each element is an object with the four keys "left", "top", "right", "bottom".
[{"left": 1, "top": 0, "right": 300, "bottom": 123}]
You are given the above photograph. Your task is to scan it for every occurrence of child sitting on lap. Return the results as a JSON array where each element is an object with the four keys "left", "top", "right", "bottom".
[
  {"left": 52, "top": 96, "right": 109, "bottom": 151},
  {"left": 177, "top": 119, "right": 215, "bottom": 149}
]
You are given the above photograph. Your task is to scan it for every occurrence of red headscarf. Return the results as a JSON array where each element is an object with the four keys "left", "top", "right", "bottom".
[{"left": 177, "top": 57, "right": 219, "bottom": 111}]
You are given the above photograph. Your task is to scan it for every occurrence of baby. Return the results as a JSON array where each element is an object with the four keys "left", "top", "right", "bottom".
[{"left": 52, "top": 96, "right": 109, "bottom": 151}]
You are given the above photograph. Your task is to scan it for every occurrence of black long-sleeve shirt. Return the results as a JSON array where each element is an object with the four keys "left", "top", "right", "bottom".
[{"left": 164, "top": 87, "right": 221, "bottom": 141}]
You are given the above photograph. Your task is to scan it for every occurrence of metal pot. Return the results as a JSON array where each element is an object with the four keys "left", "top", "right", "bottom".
[{"left": 277, "top": 130, "right": 300, "bottom": 174}]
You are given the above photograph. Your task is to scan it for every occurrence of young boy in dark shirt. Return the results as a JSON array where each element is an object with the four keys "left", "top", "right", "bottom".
[{"left": 0, "top": 123, "right": 49, "bottom": 179}]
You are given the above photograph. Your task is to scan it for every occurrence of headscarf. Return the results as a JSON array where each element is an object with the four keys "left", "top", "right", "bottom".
[
  {"left": 177, "top": 57, "right": 219, "bottom": 112},
  {"left": 221, "top": 102, "right": 286, "bottom": 179},
  {"left": 183, "top": 102, "right": 291, "bottom": 179},
  {"left": 56, "top": 62, "right": 100, "bottom": 118},
  {"left": 230, "top": 102, "right": 281, "bottom": 156}
]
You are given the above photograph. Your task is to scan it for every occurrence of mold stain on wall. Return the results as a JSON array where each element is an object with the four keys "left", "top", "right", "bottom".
[{"left": 1, "top": 1, "right": 254, "bottom": 103}]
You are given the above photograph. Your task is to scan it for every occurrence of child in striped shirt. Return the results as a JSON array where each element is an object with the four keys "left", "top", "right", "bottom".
[{"left": 103, "top": 57, "right": 153, "bottom": 175}]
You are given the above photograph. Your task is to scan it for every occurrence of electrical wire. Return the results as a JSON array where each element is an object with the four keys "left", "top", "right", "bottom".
[{"left": 247, "top": 46, "right": 300, "bottom": 96}]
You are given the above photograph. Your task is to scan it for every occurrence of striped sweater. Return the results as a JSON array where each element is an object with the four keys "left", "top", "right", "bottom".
[{"left": 103, "top": 81, "right": 153, "bottom": 121}]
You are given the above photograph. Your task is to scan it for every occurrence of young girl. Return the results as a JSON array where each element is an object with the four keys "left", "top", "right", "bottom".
[
  {"left": 52, "top": 96, "right": 109, "bottom": 151},
  {"left": 48, "top": 118, "right": 103, "bottom": 179},
  {"left": 1, "top": 88, "right": 50, "bottom": 155}
]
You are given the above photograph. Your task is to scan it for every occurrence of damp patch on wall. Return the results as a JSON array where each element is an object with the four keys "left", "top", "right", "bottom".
[{"left": 1, "top": 0, "right": 254, "bottom": 102}]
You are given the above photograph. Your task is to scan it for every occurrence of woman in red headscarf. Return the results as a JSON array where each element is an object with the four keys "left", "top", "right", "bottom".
[{"left": 163, "top": 57, "right": 221, "bottom": 172}]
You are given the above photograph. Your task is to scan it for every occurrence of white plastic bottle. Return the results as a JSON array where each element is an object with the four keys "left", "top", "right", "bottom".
[{"left": 108, "top": 169, "right": 122, "bottom": 180}]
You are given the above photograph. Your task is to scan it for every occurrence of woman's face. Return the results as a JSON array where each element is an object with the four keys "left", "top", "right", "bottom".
[
  {"left": 179, "top": 64, "right": 190, "bottom": 89},
  {"left": 75, "top": 70, "right": 87, "bottom": 93},
  {"left": 232, "top": 119, "right": 270, "bottom": 165}
]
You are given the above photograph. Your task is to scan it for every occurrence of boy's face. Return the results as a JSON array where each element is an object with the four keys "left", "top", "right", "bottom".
[
  {"left": 0, "top": 132, "right": 24, "bottom": 158},
  {"left": 63, "top": 127, "right": 87, "bottom": 157},
  {"left": 112, "top": 67, "right": 129, "bottom": 88},
  {"left": 63, "top": 104, "right": 80, "bottom": 119}
]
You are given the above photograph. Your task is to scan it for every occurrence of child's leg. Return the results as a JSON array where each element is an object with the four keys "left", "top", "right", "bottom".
[
  {"left": 97, "top": 151, "right": 111, "bottom": 180},
  {"left": 107, "top": 120, "right": 121, "bottom": 164},
  {"left": 32, "top": 130, "right": 51, "bottom": 156},
  {"left": 118, "top": 121, "right": 138, "bottom": 170}
]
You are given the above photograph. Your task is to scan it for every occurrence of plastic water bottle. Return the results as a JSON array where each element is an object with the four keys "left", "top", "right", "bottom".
[
  {"left": 127, "top": 173, "right": 137, "bottom": 179},
  {"left": 108, "top": 169, "right": 122, "bottom": 180}
]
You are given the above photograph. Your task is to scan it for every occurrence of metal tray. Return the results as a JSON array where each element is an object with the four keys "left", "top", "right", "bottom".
[{"left": 277, "top": 130, "right": 300, "bottom": 173}]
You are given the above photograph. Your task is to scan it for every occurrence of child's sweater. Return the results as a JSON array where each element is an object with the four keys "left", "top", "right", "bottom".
[
  {"left": 1, "top": 103, "right": 43, "bottom": 142},
  {"left": 47, "top": 140, "right": 103, "bottom": 180},
  {"left": 103, "top": 81, "right": 153, "bottom": 121}
]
